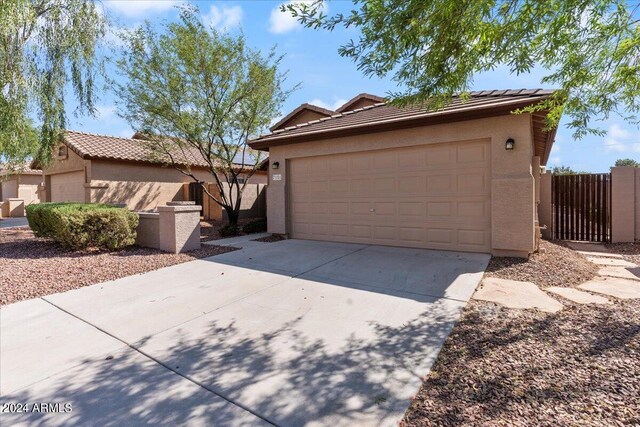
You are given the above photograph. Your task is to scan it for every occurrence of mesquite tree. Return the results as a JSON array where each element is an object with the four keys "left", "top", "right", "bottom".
[
  {"left": 287, "top": 0, "right": 640, "bottom": 138},
  {"left": 115, "top": 6, "right": 293, "bottom": 226}
]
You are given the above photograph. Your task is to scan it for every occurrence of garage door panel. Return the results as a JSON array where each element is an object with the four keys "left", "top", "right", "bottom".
[
  {"left": 289, "top": 140, "right": 491, "bottom": 252},
  {"left": 50, "top": 171, "right": 85, "bottom": 203}
]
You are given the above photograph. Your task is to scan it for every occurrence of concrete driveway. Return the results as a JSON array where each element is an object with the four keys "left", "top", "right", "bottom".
[
  {"left": 0, "top": 217, "right": 29, "bottom": 228},
  {"left": 1, "top": 237, "right": 489, "bottom": 426}
]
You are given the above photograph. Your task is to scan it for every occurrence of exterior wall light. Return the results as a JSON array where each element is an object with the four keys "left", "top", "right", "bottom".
[
  {"left": 272, "top": 161, "right": 280, "bottom": 169},
  {"left": 505, "top": 138, "right": 515, "bottom": 150}
]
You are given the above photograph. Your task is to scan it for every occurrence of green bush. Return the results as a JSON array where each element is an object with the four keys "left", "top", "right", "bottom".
[
  {"left": 242, "top": 218, "right": 267, "bottom": 234},
  {"left": 219, "top": 224, "right": 240, "bottom": 238},
  {"left": 26, "top": 203, "right": 139, "bottom": 250}
]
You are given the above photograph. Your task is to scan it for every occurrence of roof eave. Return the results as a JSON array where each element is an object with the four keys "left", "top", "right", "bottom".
[{"left": 250, "top": 97, "right": 552, "bottom": 150}]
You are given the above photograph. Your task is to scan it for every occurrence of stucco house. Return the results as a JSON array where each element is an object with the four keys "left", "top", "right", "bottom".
[
  {"left": 40, "top": 131, "right": 268, "bottom": 215},
  {"left": 249, "top": 89, "right": 558, "bottom": 258},
  {"left": 0, "top": 165, "right": 42, "bottom": 217}
]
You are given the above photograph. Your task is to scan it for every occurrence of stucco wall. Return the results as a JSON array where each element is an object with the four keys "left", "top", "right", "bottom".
[
  {"left": 17, "top": 174, "right": 42, "bottom": 205},
  {"left": 1, "top": 178, "right": 18, "bottom": 200},
  {"left": 611, "top": 166, "right": 639, "bottom": 242},
  {"left": 90, "top": 160, "right": 268, "bottom": 211},
  {"left": 265, "top": 113, "right": 535, "bottom": 256}
]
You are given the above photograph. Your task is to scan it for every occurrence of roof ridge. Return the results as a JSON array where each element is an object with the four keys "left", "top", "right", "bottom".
[
  {"left": 250, "top": 89, "right": 557, "bottom": 144},
  {"left": 66, "top": 129, "right": 138, "bottom": 141}
]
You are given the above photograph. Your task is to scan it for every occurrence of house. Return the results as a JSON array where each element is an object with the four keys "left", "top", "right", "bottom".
[
  {"left": 249, "top": 90, "right": 558, "bottom": 258},
  {"left": 0, "top": 165, "right": 42, "bottom": 217},
  {"left": 40, "top": 131, "right": 268, "bottom": 217}
]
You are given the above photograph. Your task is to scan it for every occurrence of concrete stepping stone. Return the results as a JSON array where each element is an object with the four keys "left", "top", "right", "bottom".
[
  {"left": 578, "top": 277, "right": 640, "bottom": 299},
  {"left": 599, "top": 266, "right": 640, "bottom": 281},
  {"left": 546, "top": 287, "right": 611, "bottom": 305},
  {"left": 474, "top": 278, "right": 563, "bottom": 313},
  {"left": 566, "top": 242, "right": 608, "bottom": 253},
  {"left": 587, "top": 257, "right": 637, "bottom": 267},
  {"left": 577, "top": 250, "right": 623, "bottom": 259}
]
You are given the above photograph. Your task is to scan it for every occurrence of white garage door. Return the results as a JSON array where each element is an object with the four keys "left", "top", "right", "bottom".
[
  {"left": 50, "top": 171, "right": 86, "bottom": 202},
  {"left": 289, "top": 140, "right": 491, "bottom": 252}
]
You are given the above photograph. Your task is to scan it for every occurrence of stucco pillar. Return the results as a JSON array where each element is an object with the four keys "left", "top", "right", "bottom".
[
  {"left": 611, "top": 166, "right": 637, "bottom": 242},
  {"left": 3, "top": 198, "right": 25, "bottom": 217},
  {"left": 158, "top": 205, "right": 201, "bottom": 253},
  {"left": 539, "top": 171, "right": 553, "bottom": 239}
]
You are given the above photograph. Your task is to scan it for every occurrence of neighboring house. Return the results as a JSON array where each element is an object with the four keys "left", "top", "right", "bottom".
[
  {"left": 0, "top": 165, "right": 42, "bottom": 205},
  {"left": 39, "top": 131, "right": 268, "bottom": 215},
  {"left": 249, "top": 90, "right": 558, "bottom": 258}
]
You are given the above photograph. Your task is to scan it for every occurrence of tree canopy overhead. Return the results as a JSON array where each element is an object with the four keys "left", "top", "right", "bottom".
[
  {"left": 0, "top": 0, "right": 105, "bottom": 165},
  {"left": 287, "top": 0, "right": 640, "bottom": 138},
  {"left": 115, "top": 6, "right": 294, "bottom": 226}
]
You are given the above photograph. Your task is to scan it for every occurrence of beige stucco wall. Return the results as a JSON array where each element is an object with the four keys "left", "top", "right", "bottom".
[
  {"left": 611, "top": 166, "right": 639, "bottom": 242},
  {"left": 90, "top": 160, "right": 268, "bottom": 211},
  {"left": 265, "top": 113, "right": 536, "bottom": 256},
  {"left": 1, "top": 174, "right": 41, "bottom": 205},
  {"left": 1, "top": 178, "right": 18, "bottom": 200},
  {"left": 539, "top": 171, "right": 553, "bottom": 239},
  {"left": 42, "top": 147, "right": 90, "bottom": 202}
]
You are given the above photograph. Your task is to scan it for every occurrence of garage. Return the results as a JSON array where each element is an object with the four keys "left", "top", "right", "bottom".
[
  {"left": 50, "top": 171, "right": 86, "bottom": 202},
  {"left": 251, "top": 90, "right": 559, "bottom": 257},
  {"left": 289, "top": 140, "right": 491, "bottom": 252}
]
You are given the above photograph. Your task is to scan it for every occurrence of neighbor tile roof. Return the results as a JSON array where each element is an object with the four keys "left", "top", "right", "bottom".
[
  {"left": 64, "top": 130, "right": 267, "bottom": 169},
  {"left": 250, "top": 89, "right": 555, "bottom": 148},
  {"left": 0, "top": 163, "right": 42, "bottom": 176}
]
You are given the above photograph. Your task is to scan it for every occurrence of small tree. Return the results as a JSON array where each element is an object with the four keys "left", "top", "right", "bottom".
[
  {"left": 614, "top": 158, "right": 640, "bottom": 167},
  {"left": 115, "top": 7, "right": 294, "bottom": 227},
  {"left": 0, "top": 0, "right": 105, "bottom": 164}
]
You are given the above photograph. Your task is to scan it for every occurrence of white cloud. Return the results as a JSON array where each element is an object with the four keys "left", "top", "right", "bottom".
[
  {"left": 202, "top": 5, "right": 243, "bottom": 32},
  {"left": 95, "top": 105, "right": 116, "bottom": 120},
  {"left": 104, "top": 1, "right": 180, "bottom": 18},
  {"left": 603, "top": 123, "right": 632, "bottom": 152},
  {"left": 549, "top": 156, "right": 561, "bottom": 165},
  {"left": 308, "top": 98, "right": 348, "bottom": 111},
  {"left": 269, "top": 1, "right": 327, "bottom": 34}
]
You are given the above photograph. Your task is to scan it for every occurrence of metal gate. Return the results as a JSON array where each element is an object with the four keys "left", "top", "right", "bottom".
[{"left": 552, "top": 173, "right": 611, "bottom": 242}]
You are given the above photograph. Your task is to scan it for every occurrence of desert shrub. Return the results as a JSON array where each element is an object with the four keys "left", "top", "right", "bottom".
[
  {"left": 219, "top": 224, "right": 240, "bottom": 238},
  {"left": 26, "top": 203, "right": 138, "bottom": 250},
  {"left": 242, "top": 218, "right": 267, "bottom": 234}
]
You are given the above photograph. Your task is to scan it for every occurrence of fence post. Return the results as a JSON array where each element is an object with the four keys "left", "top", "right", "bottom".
[
  {"left": 611, "top": 166, "right": 637, "bottom": 243},
  {"left": 539, "top": 171, "right": 553, "bottom": 239}
]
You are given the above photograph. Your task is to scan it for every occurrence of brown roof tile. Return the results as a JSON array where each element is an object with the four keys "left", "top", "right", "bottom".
[
  {"left": 249, "top": 89, "right": 556, "bottom": 149},
  {"left": 64, "top": 130, "right": 266, "bottom": 169}
]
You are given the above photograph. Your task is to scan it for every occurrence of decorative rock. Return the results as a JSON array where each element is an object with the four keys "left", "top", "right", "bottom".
[
  {"left": 586, "top": 257, "right": 637, "bottom": 267},
  {"left": 578, "top": 277, "right": 640, "bottom": 299},
  {"left": 598, "top": 266, "right": 640, "bottom": 281},
  {"left": 546, "top": 287, "right": 611, "bottom": 305},
  {"left": 473, "top": 278, "right": 563, "bottom": 313}
]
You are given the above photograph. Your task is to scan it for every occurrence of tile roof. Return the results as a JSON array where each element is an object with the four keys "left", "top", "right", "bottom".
[
  {"left": 250, "top": 89, "right": 556, "bottom": 148},
  {"left": 335, "top": 93, "right": 385, "bottom": 113},
  {"left": 64, "top": 130, "right": 267, "bottom": 169},
  {"left": 0, "top": 163, "right": 42, "bottom": 176},
  {"left": 270, "top": 103, "right": 334, "bottom": 131}
]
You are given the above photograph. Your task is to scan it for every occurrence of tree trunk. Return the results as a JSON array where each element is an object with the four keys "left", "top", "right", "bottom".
[{"left": 225, "top": 206, "right": 239, "bottom": 227}]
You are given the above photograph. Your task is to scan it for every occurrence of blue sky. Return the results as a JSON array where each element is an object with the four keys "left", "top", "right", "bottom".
[{"left": 66, "top": 0, "right": 640, "bottom": 173}]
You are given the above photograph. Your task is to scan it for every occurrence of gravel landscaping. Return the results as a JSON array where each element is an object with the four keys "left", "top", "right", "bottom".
[
  {"left": 252, "top": 234, "right": 287, "bottom": 243},
  {"left": 485, "top": 240, "right": 598, "bottom": 288},
  {"left": 1, "top": 227, "right": 238, "bottom": 306},
  {"left": 402, "top": 240, "right": 639, "bottom": 426}
]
